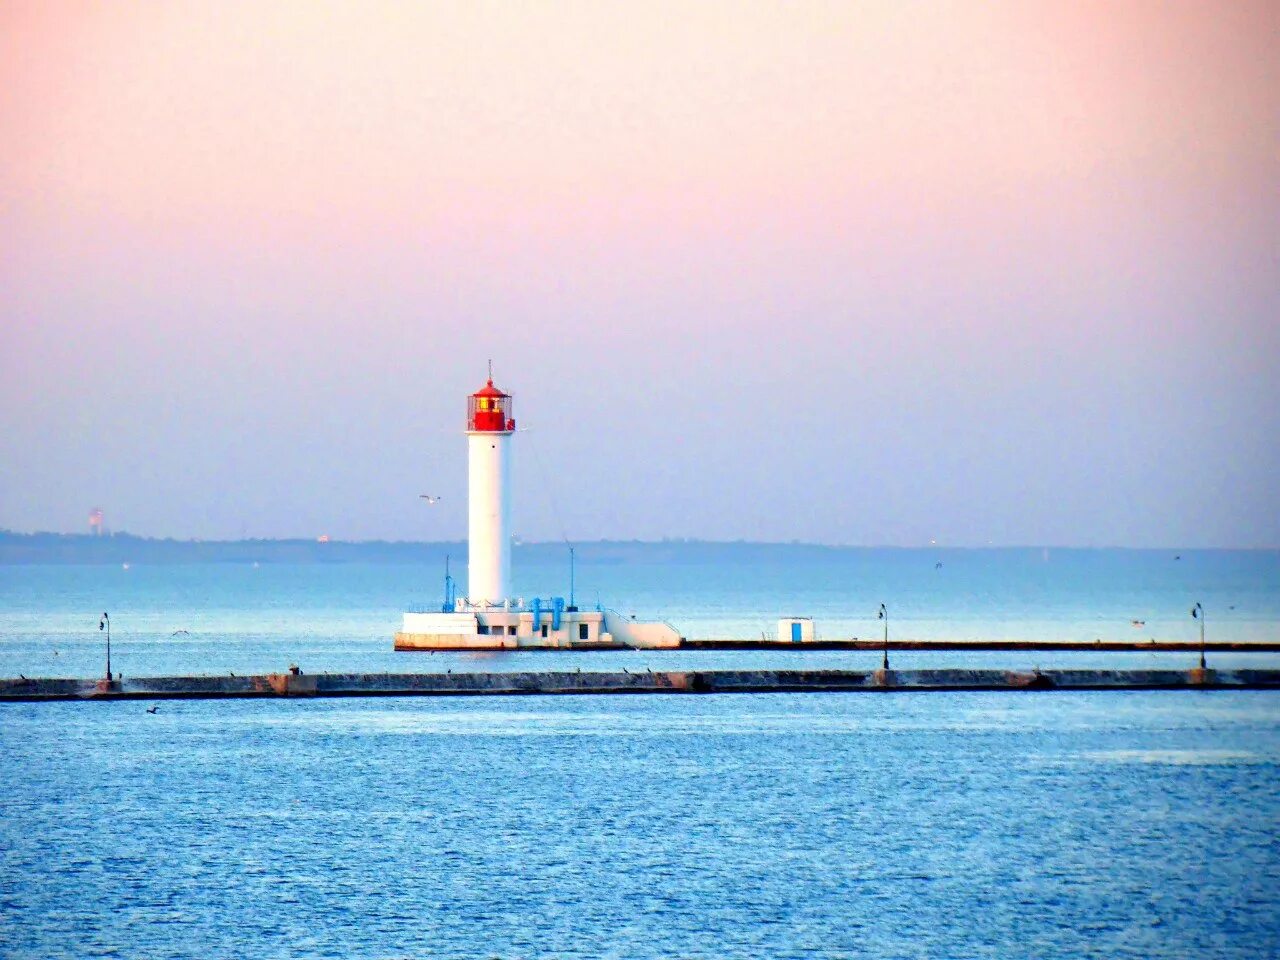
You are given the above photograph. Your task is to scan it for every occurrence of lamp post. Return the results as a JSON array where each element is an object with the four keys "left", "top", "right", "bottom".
[
  {"left": 441, "top": 555, "right": 456, "bottom": 613},
  {"left": 569, "top": 545, "right": 576, "bottom": 609},
  {"left": 1190, "top": 602, "right": 1205, "bottom": 670},
  {"left": 99, "top": 612, "right": 111, "bottom": 681},
  {"left": 878, "top": 603, "right": 889, "bottom": 670}
]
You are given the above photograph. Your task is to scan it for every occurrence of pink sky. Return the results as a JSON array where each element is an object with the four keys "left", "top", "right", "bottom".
[{"left": 2, "top": 1, "right": 1277, "bottom": 545}]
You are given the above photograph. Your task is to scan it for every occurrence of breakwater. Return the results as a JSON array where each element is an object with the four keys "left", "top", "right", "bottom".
[
  {"left": 2, "top": 667, "right": 1278, "bottom": 702},
  {"left": 680, "top": 639, "right": 1280, "bottom": 651}
]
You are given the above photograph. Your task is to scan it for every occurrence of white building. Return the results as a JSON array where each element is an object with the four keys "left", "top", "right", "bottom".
[
  {"left": 395, "top": 374, "right": 681, "bottom": 651},
  {"left": 778, "top": 617, "right": 815, "bottom": 643}
]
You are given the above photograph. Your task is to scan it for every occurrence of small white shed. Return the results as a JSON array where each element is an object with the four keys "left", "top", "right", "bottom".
[{"left": 778, "top": 617, "right": 815, "bottom": 643}]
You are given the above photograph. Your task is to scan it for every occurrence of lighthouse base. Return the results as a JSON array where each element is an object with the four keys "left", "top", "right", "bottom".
[
  {"left": 394, "top": 632, "right": 628, "bottom": 652},
  {"left": 396, "top": 609, "right": 681, "bottom": 651}
]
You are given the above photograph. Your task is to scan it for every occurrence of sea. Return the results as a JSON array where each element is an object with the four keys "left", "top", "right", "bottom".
[{"left": 2, "top": 547, "right": 1278, "bottom": 958}]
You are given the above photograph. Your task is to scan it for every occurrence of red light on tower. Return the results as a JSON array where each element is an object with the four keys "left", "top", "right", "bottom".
[
  {"left": 467, "top": 379, "right": 514, "bottom": 433},
  {"left": 89, "top": 508, "right": 104, "bottom": 536}
]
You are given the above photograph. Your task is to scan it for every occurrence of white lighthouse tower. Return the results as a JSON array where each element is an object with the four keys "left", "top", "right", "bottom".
[
  {"left": 395, "top": 370, "right": 681, "bottom": 651},
  {"left": 465, "top": 376, "right": 514, "bottom": 605}
]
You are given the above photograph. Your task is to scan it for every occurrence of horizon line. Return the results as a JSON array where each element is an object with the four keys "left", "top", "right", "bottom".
[{"left": 1, "top": 529, "right": 1276, "bottom": 552}]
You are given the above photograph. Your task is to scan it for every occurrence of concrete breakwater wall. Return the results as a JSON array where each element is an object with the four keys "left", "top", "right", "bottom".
[
  {"left": 682, "top": 640, "right": 1280, "bottom": 652},
  {"left": 393, "top": 638, "right": 1280, "bottom": 653},
  {"left": 2, "top": 668, "right": 1279, "bottom": 702}
]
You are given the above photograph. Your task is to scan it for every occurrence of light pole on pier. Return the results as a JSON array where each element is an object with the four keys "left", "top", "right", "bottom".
[
  {"left": 1190, "top": 602, "right": 1205, "bottom": 670},
  {"left": 99, "top": 612, "right": 111, "bottom": 681},
  {"left": 878, "top": 603, "right": 889, "bottom": 670},
  {"left": 442, "top": 554, "right": 456, "bottom": 613}
]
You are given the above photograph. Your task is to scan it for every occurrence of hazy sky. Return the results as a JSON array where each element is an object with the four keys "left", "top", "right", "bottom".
[{"left": 2, "top": 1, "right": 1277, "bottom": 546}]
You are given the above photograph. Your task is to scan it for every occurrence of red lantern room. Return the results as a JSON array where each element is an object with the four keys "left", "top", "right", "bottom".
[{"left": 467, "top": 379, "right": 514, "bottom": 433}]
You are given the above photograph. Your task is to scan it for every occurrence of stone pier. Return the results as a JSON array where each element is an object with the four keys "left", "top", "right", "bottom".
[{"left": 1, "top": 668, "right": 1277, "bottom": 702}]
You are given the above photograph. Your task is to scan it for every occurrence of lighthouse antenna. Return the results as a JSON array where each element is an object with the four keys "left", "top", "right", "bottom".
[{"left": 487, "top": 358, "right": 493, "bottom": 381}]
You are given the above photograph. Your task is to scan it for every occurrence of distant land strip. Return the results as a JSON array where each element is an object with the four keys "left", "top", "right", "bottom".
[{"left": 2, "top": 530, "right": 1273, "bottom": 565}]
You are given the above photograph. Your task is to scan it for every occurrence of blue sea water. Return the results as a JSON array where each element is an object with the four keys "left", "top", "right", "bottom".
[
  {"left": 0, "top": 548, "right": 1277, "bottom": 678},
  {"left": 2, "top": 693, "right": 1279, "bottom": 959},
  {"left": 2, "top": 548, "right": 1279, "bottom": 958}
]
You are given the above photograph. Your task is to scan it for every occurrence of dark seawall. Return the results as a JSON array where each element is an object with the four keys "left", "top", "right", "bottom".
[
  {"left": 684, "top": 640, "right": 1280, "bottom": 652},
  {"left": 2, "top": 668, "right": 1279, "bottom": 702}
]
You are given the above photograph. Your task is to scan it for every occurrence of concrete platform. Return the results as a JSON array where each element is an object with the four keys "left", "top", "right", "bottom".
[
  {"left": 1, "top": 668, "right": 1278, "bottom": 702},
  {"left": 394, "top": 633, "right": 629, "bottom": 652}
]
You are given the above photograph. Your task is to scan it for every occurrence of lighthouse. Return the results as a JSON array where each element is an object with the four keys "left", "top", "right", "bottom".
[
  {"left": 466, "top": 376, "right": 514, "bottom": 605},
  {"left": 395, "top": 371, "right": 681, "bottom": 651}
]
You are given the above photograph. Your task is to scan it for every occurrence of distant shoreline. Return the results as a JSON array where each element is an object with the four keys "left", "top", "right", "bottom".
[{"left": 0, "top": 530, "right": 1273, "bottom": 565}]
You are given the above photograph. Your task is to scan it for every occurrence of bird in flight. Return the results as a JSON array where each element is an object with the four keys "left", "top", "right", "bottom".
[
  {"left": 419, "top": 495, "right": 442, "bottom": 504},
  {"left": 146, "top": 705, "right": 159, "bottom": 714}
]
